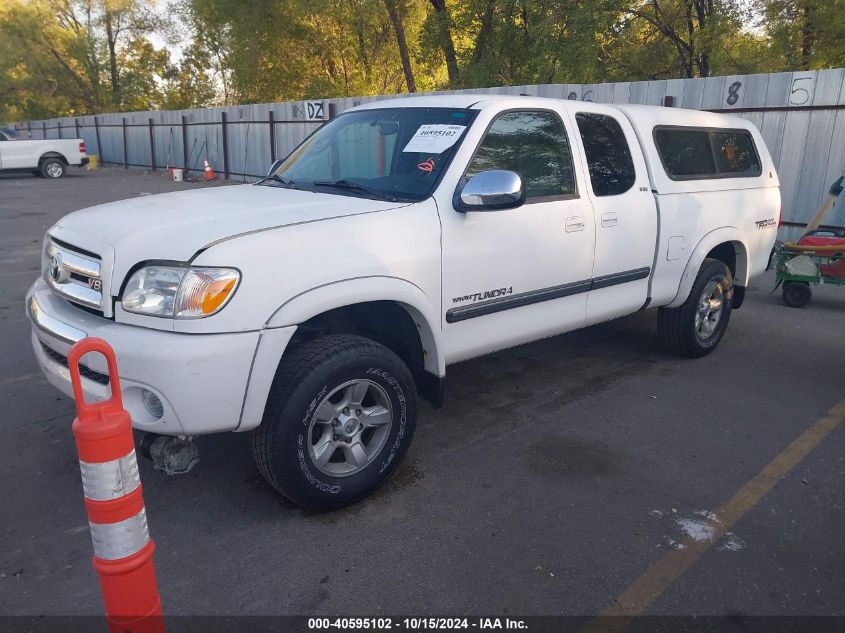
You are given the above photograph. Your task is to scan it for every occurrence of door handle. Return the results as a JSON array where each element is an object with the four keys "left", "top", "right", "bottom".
[
  {"left": 565, "top": 216, "right": 585, "bottom": 233},
  {"left": 601, "top": 212, "right": 618, "bottom": 227}
]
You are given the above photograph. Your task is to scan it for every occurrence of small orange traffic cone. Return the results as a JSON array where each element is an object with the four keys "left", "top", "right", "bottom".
[{"left": 203, "top": 158, "right": 215, "bottom": 181}]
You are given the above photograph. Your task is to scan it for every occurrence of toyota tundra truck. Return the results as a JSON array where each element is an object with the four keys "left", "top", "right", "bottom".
[
  {"left": 0, "top": 128, "right": 88, "bottom": 178},
  {"left": 26, "top": 95, "right": 780, "bottom": 509}
]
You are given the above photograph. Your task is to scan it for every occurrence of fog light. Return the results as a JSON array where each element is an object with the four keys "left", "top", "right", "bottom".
[{"left": 142, "top": 389, "right": 164, "bottom": 419}]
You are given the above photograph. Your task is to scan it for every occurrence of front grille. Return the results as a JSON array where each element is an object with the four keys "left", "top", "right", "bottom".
[
  {"left": 45, "top": 240, "right": 104, "bottom": 315},
  {"left": 40, "top": 341, "right": 110, "bottom": 385}
]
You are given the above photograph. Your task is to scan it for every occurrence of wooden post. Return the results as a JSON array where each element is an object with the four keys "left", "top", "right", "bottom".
[
  {"left": 148, "top": 118, "right": 156, "bottom": 171},
  {"left": 42, "top": 121, "right": 46, "bottom": 139},
  {"left": 269, "top": 111, "right": 276, "bottom": 163},
  {"left": 181, "top": 115, "right": 189, "bottom": 171},
  {"left": 94, "top": 116, "right": 102, "bottom": 162},
  {"left": 221, "top": 111, "right": 230, "bottom": 179},
  {"left": 328, "top": 103, "right": 338, "bottom": 119},
  {"left": 75, "top": 118, "right": 80, "bottom": 138},
  {"left": 122, "top": 117, "right": 128, "bottom": 169}
]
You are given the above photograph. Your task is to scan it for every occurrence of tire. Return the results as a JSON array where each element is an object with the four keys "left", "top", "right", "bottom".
[
  {"left": 658, "top": 258, "right": 733, "bottom": 358},
  {"left": 782, "top": 281, "right": 812, "bottom": 308},
  {"left": 39, "top": 158, "right": 65, "bottom": 178},
  {"left": 251, "top": 334, "right": 417, "bottom": 510}
]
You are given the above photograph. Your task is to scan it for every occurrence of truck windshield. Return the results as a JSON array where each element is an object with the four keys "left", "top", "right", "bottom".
[{"left": 264, "top": 107, "right": 478, "bottom": 202}]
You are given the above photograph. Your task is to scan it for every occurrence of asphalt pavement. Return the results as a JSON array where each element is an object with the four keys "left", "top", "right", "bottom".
[{"left": 1, "top": 167, "right": 843, "bottom": 622}]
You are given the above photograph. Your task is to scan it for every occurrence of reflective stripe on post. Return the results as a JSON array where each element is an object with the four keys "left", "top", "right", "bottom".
[
  {"left": 90, "top": 509, "right": 150, "bottom": 560},
  {"left": 68, "top": 337, "right": 165, "bottom": 633},
  {"left": 79, "top": 450, "right": 141, "bottom": 501}
]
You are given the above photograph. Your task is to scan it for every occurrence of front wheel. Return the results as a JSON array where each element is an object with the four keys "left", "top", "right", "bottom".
[
  {"left": 251, "top": 334, "right": 417, "bottom": 510},
  {"left": 658, "top": 258, "right": 733, "bottom": 358}
]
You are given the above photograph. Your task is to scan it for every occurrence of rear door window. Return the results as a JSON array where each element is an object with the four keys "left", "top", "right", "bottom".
[{"left": 575, "top": 113, "right": 636, "bottom": 196}]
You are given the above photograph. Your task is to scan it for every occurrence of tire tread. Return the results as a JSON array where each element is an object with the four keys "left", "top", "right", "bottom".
[
  {"left": 657, "top": 258, "right": 732, "bottom": 358},
  {"left": 250, "top": 334, "right": 414, "bottom": 506}
]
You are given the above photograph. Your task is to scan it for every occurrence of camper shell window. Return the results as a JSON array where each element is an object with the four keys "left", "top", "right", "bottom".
[{"left": 654, "top": 126, "right": 761, "bottom": 181}]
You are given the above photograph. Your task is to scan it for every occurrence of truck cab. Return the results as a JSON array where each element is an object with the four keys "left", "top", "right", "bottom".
[{"left": 27, "top": 95, "right": 780, "bottom": 509}]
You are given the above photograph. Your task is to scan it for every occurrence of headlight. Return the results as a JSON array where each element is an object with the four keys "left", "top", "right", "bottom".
[{"left": 122, "top": 265, "right": 240, "bottom": 319}]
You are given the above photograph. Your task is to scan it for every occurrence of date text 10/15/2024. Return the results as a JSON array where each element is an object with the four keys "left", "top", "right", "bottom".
[{"left": 308, "top": 617, "right": 528, "bottom": 630}]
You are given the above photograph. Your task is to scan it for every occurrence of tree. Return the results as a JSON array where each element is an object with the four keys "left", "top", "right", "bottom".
[
  {"left": 97, "top": 0, "right": 163, "bottom": 106},
  {"left": 761, "top": 0, "right": 845, "bottom": 70},
  {"left": 619, "top": 0, "right": 720, "bottom": 78},
  {"left": 384, "top": 0, "right": 417, "bottom": 92},
  {"left": 427, "top": 0, "right": 460, "bottom": 87},
  {"left": 3, "top": 0, "right": 842, "bottom": 123}
]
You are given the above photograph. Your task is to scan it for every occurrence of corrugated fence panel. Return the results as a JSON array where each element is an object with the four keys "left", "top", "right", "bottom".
[
  {"left": 793, "top": 71, "right": 843, "bottom": 226},
  {"left": 822, "top": 79, "right": 845, "bottom": 229},
  {"left": 778, "top": 109, "right": 812, "bottom": 223},
  {"left": 14, "top": 70, "right": 845, "bottom": 234}
]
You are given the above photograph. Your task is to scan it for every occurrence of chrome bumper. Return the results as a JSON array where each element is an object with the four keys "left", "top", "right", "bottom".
[{"left": 28, "top": 294, "right": 87, "bottom": 344}]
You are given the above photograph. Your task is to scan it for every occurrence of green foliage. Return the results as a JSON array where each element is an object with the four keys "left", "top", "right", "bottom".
[
  {"left": 762, "top": 0, "right": 845, "bottom": 70},
  {"left": 2, "top": 0, "right": 844, "bottom": 122},
  {"left": 0, "top": 0, "right": 216, "bottom": 121}
]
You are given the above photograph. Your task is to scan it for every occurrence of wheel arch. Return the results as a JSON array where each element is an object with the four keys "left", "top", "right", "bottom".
[
  {"left": 667, "top": 229, "right": 749, "bottom": 309},
  {"left": 238, "top": 278, "right": 444, "bottom": 432},
  {"left": 39, "top": 151, "right": 69, "bottom": 164},
  {"left": 264, "top": 277, "right": 444, "bottom": 375}
]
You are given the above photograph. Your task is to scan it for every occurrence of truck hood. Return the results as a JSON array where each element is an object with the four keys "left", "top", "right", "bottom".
[{"left": 51, "top": 184, "right": 409, "bottom": 282}]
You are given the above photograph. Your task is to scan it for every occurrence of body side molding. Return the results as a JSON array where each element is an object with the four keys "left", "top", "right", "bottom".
[{"left": 446, "top": 267, "right": 650, "bottom": 323}]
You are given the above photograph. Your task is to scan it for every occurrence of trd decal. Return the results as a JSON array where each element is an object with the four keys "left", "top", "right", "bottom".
[
  {"left": 755, "top": 218, "right": 776, "bottom": 229},
  {"left": 452, "top": 287, "right": 513, "bottom": 304}
]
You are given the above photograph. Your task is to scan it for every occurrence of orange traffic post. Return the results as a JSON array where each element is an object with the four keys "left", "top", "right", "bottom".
[{"left": 67, "top": 337, "right": 165, "bottom": 633}]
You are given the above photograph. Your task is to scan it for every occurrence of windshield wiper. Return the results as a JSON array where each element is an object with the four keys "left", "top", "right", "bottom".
[
  {"left": 258, "top": 173, "right": 300, "bottom": 189},
  {"left": 313, "top": 179, "right": 399, "bottom": 202}
]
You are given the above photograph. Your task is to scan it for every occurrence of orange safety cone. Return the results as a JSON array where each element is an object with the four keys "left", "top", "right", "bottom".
[
  {"left": 67, "top": 338, "right": 165, "bottom": 633},
  {"left": 203, "top": 157, "right": 215, "bottom": 181}
]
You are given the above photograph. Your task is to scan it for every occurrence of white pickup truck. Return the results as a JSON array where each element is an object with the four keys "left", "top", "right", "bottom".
[
  {"left": 0, "top": 128, "right": 88, "bottom": 177},
  {"left": 27, "top": 95, "right": 780, "bottom": 509}
]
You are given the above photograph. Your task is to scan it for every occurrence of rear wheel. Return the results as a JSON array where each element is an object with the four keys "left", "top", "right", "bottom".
[
  {"left": 782, "top": 281, "right": 812, "bottom": 308},
  {"left": 658, "top": 258, "right": 733, "bottom": 358},
  {"left": 251, "top": 334, "right": 417, "bottom": 510},
  {"left": 39, "top": 157, "right": 65, "bottom": 178}
]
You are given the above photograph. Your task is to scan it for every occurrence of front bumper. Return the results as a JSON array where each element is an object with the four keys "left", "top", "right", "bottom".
[{"left": 27, "top": 278, "right": 263, "bottom": 436}]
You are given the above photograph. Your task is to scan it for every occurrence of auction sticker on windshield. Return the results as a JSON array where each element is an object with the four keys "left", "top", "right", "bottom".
[{"left": 403, "top": 125, "right": 467, "bottom": 153}]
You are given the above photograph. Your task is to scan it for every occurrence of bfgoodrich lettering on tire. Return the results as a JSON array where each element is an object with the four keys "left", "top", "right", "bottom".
[
  {"left": 251, "top": 334, "right": 417, "bottom": 510},
  {"left": 657, "top": 258, "right": 733, "bottom": 358}
]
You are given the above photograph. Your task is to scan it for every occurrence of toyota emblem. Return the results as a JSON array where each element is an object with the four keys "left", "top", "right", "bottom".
[{"left": 48, "top": 253, "right": 65, "bottom": 282}]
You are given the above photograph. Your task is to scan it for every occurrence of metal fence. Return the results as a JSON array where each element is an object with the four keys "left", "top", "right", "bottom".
[{"left": 13, "top": 69, "right": 845, "bottom": 240}]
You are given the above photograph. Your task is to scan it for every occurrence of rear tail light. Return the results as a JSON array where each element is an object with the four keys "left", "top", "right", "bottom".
[{"left": 79, "top": 142, "right": 86, "bottom": 154}]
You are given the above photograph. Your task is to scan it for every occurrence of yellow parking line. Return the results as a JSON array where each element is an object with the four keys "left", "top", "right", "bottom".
[{"left": 583, "top": 397, "right": 845, "bottom": 633}]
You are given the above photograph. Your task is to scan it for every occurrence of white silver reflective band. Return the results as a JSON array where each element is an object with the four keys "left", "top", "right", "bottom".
[
  {"left": 79, "top": 450, "right": 141, "bottom": 501},
  {"left": 89, "top": 508, "right": 150, "bottom": 560}
]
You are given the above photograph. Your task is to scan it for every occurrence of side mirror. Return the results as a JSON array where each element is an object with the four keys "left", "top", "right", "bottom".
[
  {"left": 454, "top": 170, "right": 525, "bottom": 212},
  {"left": 266, "top": 159, "right": 284, "bottom": 177}
]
